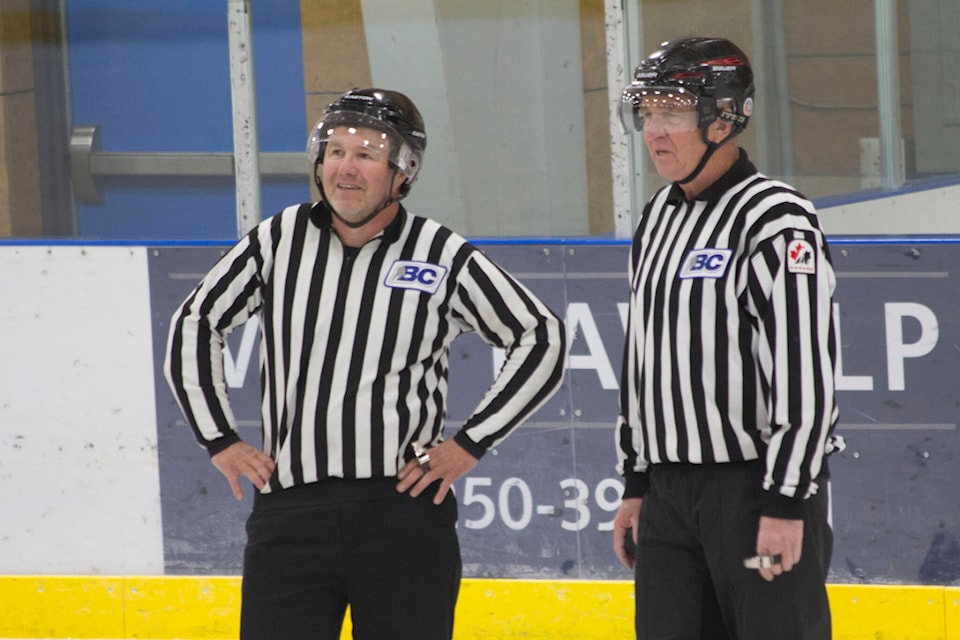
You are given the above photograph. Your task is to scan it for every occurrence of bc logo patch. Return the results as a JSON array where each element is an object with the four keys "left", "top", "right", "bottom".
[
  {"left": 384, "top": 260, "right": 448, "bottom": 294},
  {"left": 786, "top": 240, "right": 816, "bottom": 275},
  {"left": 679, "top": 249, "right": 732, "bottom": 279}
]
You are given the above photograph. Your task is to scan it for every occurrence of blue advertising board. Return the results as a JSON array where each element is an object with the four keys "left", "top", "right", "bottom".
[{"left": 148, "top": 239, "right": 960, "bottom": 584}]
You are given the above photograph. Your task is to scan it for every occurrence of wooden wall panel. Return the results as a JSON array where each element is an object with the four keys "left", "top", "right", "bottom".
[
  {"left": 580, "top": 0, "right": 614, "bottom": 235},
  {"left": 300, "top": 1, "right": 372, "bottom": 128},
  {"left": 300, "top": 0, "right": 372, "bottom": 200},
  {"left": 0, "top": 1, "right": 42, "bottom": 236}
]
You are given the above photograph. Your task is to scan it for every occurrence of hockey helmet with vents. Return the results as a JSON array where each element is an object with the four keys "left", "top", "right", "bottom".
[{"left": 619, "top": 37, "right": 755, "bottom": 136}]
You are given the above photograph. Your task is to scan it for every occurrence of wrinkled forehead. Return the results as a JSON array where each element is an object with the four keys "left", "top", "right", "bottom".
[
  {"left": 325, "top": 124, "right": 394, "bottom": 154},
  {"left": 624, "top": 87, "right": 698, "bottom": 111}
]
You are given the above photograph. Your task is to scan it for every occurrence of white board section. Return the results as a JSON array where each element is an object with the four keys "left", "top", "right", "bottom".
[{"left": 0, "top": 246, "right": 164, "bottom": 574}]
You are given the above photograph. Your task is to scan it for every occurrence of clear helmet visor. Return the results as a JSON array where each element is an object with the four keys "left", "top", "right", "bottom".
[
  {"left": 618, "top": 87, "right": 699, "bottom": 135},
  {"left": 307, "top": 112, "right": 420, "bottom": 182}
]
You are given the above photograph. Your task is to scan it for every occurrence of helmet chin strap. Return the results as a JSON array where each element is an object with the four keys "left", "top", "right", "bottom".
[
  {"left": 677, "top": 127, "right": 736, "bottom": 186},
  {"left": 314, "top": 160, "right": 401, "bottom": 229}
]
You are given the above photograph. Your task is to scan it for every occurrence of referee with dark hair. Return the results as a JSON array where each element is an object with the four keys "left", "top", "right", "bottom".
[
  {"left": 164, "top": 88, "right": 566, "bottom": 640},
  {"left": 611, "top": 39, "right": 843, "bottom": 639}
]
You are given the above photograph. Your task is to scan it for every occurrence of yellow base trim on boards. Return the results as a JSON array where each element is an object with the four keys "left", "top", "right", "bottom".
[{"left": 1, "top": 577, "right": 959, "bottom": 639}]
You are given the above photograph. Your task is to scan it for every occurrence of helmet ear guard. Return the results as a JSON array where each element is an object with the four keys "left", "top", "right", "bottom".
[
  {"left": 695, "top": 92, "right": 747, "bottom": 133},
  {"left": 391, "top": 141, "right": 421, "bottom": 196},
  {"left": 718, "top": 95, "right": 753, "bottom": 131},
  {"left": 697, "top": 93, "right": 719, "bottom": 129}
]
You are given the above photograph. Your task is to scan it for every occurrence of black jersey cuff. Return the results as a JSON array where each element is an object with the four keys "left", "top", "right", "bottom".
[
  {"left": 453, "top": 430, "right": 487, "bottom": 459},
  {"left": 622, "top": 470, "right": 649, "bottom": 499},
  {"left": 205, "top": 432, "right": 243, "bottom": 457},
  {"left": 760, "top": 489, "right": 806, "bottom": 519}
]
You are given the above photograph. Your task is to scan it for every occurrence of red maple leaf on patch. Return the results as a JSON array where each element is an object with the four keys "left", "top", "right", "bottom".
[{"left": 789, "top": 243, "right": 803, "bottom": 261}]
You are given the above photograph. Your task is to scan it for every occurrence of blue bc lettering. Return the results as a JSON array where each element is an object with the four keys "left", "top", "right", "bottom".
[
  {"left": 385, "top": 260, "right": 448, "bottom": 294},
  {"left": 396, "top": 264, "right": 438, "bottom": 285},
  {"left": 680, "top": 249, "right": 732, "bottom": 279},
  {"left": 692, "top": 253, "right": 726, "bottom": 271}
]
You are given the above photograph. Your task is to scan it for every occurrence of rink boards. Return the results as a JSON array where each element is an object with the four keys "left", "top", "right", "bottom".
[
  {"left": 146, "top": 240, "right": 960, "bottom": 584},
  {"left": 2, "top": 239, "right": 960, "bottom": 637}
]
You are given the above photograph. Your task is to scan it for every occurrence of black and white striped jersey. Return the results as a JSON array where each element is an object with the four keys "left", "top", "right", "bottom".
[
  {"left": 165, "top": 202, "right": 566, "bottom": 493},
  {"left": 615, "top": 151, "right": 839, "bottom": 509}
]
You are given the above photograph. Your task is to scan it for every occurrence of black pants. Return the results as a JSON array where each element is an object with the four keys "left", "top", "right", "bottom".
[
  {"left": 240, "top": 478, "right": 461, "bottom": 640},
  {"left": 634, "top": 463, "right": 833, "bottom": 640}
]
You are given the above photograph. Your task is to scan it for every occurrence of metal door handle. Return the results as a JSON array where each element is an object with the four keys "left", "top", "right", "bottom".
[{"left": 69, "top": 125, "right": 309, "bottom": 204}]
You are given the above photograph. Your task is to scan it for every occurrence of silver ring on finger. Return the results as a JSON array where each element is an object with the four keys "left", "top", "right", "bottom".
[{"left": 412, "top": 442, "right": 431, "bottom": 470}]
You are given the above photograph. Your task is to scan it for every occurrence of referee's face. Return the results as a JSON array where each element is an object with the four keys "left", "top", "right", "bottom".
[
  {"left": 321, "top": 125, "right": 405, "bottom": 225},
  {"left": 641, "top": 104, "right": 709, "bottom": 182}
]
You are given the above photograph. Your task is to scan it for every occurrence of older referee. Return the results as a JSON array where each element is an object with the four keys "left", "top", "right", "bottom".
[
  {"left": 612, "top": 38, "right": 842, "bottom": 639},
  {"left": 165, "top": 88, "right": 566, "bottom": 640}
]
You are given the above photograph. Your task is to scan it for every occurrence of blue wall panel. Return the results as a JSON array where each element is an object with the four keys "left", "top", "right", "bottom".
[
  {"left": 67, "top": 1, "right": 311, "bottom": 240},
  {"left": 147, "top": 239, "right": 960, "bottom": 584}
]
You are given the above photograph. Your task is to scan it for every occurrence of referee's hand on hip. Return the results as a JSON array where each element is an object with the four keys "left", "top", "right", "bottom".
[
  {"left": 211, "top": 441, "right": 276, "bottom": 501},
  {"left": 397, "top": 440, "right": 478, "bottom": 505}
]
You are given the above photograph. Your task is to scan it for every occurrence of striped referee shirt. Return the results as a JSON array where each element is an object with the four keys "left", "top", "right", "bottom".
[
  {"left": 615, "top": 150, "right": 839, "bottom": 517},
  {"left": 165, "top": 202, "right": 566, "bottom": 493}
]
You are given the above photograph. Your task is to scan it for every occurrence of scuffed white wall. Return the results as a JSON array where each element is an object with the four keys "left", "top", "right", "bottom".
[
  {"left": 820, "top": 183, "right": 960, "bottom": 236},
  {"left": 0, "top": 246, "right": 164, "bottom": 574}
]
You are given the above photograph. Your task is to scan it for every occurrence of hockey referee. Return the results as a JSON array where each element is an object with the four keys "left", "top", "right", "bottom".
[
  {"left": 165, "top": 88, "right": 566, "bottom": 640},
  {"left": 612, "top": 38, "right": 843, "bottom": 639}
]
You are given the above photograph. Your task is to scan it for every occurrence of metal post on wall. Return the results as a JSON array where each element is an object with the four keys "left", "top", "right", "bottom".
[
  {"left": 605, "top": 0, "right": 643, "bottom": 239},
  {"left": 770, "top": 0, "right": 794, "bottom": 183},
  {"left": 227, "top": 0, "right": 262, "bottom": 237},
  {"left": 875, "top": 0, "right": 905, "bottom": 190},
  {"left": 750, "top": 0, "right": 794, "bottom": 183},
  {"left": 768, "top": 0, "right": 794, "bottom": 183}
]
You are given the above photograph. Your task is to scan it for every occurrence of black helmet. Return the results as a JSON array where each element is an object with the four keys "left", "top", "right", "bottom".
[
  {"left": 619, "top": 37, "right": 755, "bottom": 136},
  {"left": 308, "top": 88, "right": 427, "bottom": 196}
]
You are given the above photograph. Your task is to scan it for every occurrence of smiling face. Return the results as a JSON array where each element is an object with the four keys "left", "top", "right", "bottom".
[{"left": 320, "top": 125, "right": 406, "bottom": 226}]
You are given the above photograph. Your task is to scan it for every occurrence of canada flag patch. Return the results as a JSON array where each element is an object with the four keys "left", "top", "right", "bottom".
[{"left": 787, "top": 239, "right": 816, "bottom": 275}]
